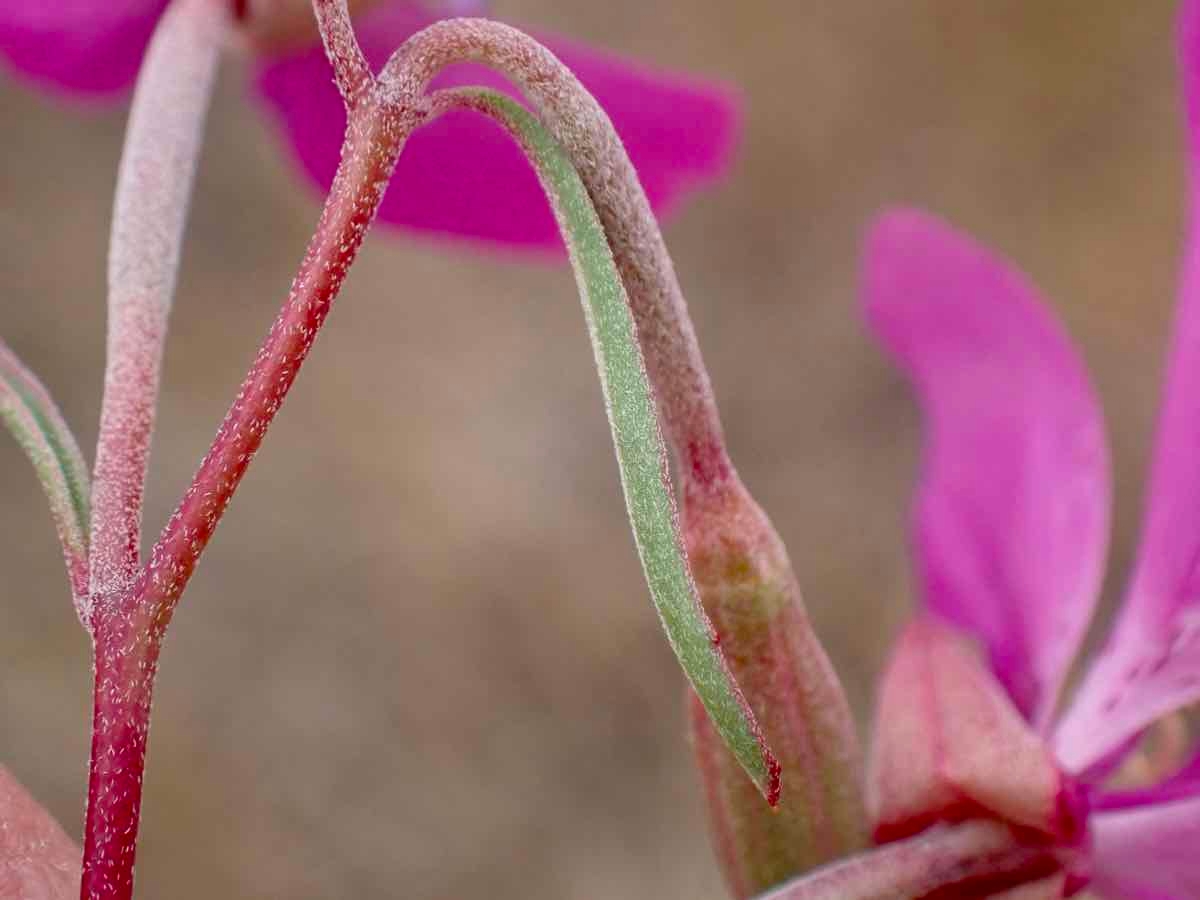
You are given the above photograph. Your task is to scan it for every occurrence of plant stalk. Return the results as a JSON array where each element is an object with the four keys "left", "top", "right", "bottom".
[
  {"left": 79, "top": 606, "right": 162, "bottom": 900},
  {"left": 79, "top": 81, "right": 413, "bottom": 900}
]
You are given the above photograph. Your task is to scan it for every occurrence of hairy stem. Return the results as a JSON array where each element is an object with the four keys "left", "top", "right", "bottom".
[
  {"left": 312, "top": 0, "right": 373, "bottom": 105},
  {"left": 377, "top": 18, "right": 731, "bottom": 483},
  {"left": 80, "top": 91, "right": 408, "bottom": 900},
  {"left": 132, "top": 96, "right": 410, "bottom": 621},
  {"left": 79, "top": 605, "right": 162, "bottom": 900},
  {"left": 90, "top": 0, "right": 224, "bottom": 597}
]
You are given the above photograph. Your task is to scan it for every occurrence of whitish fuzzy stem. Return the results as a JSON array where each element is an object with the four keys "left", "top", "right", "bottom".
[
  {"left": 377, "top": 17, "right": 732, "bottom": 484},
  {"left": 90, "top": 0, "right": 224, "bottom": 599}
]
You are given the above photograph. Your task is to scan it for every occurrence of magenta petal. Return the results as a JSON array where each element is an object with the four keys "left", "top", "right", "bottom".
[
  {"left": 1090, "top": 794, "right": 1200, "bottom": 900},
  {"left": 0, "top": 0, "right": 167, "bottom": 97},
  {"left": 863, "top": 209, "right": 1111, "bottom": 729},
  {"left": 1055, "top": 2, "right": 1200, "bottom": 775},
  {"left": 253, "top": 3, "right": 740, "bottom": 248}
]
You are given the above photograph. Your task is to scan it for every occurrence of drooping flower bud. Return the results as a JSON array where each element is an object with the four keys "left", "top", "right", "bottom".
[
  {"left": 685, "top": 469, "right": 867, "bottom": 898},
  {"left": 868, "top": 617, "right": 1088, "bottom": 848}
]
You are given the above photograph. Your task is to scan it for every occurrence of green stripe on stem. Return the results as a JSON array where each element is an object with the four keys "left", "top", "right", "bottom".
[{"left": 0, "top": 340, "right": 90, "bottom": 606}]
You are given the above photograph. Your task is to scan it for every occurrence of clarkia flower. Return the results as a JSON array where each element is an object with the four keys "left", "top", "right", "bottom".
[
  {"left": 860, "top": 5, "right": 1200, "bottom": 896},
  {"left": 0, "top": 0, "right": 738, "bottom": 248}
]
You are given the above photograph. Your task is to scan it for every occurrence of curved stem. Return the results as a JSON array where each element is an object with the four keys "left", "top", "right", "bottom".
[
  {"left": 377, "top": 18, "right": 732, "bottom": 484},
  {"left": 132, "top": 96, "right": 411, "bottom": 622}
]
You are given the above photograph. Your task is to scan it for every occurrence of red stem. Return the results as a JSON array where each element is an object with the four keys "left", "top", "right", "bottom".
[
  {"left": 78, "top": 93, "right": 412, "bottom": 899},
  {"left": 312, "top": 0, "right": 373, "bottom": 106},
  {"left": 79, "top": 606, "right": 162, "bottom": 900},
  {"left": 133, "top": 98, "right": 406, "bottom": 618}
]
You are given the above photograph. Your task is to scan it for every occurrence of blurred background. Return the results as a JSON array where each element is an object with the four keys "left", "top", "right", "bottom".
[{"left": 0, "top": 1, "right": 1187, "bottom": 897}]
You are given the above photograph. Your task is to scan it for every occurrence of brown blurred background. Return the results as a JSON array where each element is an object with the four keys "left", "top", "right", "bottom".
[{"left": 0, "top": 1, "right": 1187, "bottom": 897}]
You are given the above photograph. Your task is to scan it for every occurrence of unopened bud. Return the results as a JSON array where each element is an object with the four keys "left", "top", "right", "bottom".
[{"left": 685, "top": 470, "right": 866, "bottom": 898}]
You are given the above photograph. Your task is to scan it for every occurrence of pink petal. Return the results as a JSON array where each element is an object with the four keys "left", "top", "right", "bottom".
[
  {"left": 0, "top": 765, "right": 80, "bottom": 899},
  {"left": 867, "top": 617, "right": 1085, "bottom": 847},
  {"left": 253, "top": 2, "right": 740, "bottom": 248},
  {"left": 862, "top": 209, "right": 1111, "bottom": 728},
  {"left": 0, "top": 0, "right": 167, "bottom": 97},
  {"left": 1090, "top": 794, "right": 1200, "bottom": 899},
  {"left": 1054, "top": 1, "right": 1200, "bottom": 774}
]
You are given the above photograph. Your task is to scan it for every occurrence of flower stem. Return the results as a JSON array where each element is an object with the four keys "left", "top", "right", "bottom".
[
  {"left": 132, "top": 95, "right": 407, "bottom": 621},
  {"left": 79, "top": 606, "right": 162, "bottom": 900},
  {"left": 89, "top": 0, "right": 224, "bottom": 598},
  {"left": 380, "top": 17, "right": 732, "bottom": 483},
  {"left": 79, "top": 38, "right": 412, "bottom": 900},
  {"left": 312, "top": 0, "right": 373, "bottom": 105}
]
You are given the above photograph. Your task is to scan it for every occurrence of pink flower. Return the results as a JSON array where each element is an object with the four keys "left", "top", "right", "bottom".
[
  {"left": 0, "top": 0, "right": 739, "bottom": 248},
  {"left": 862, "top": 4, "right": 1200, "bottom": 897}
]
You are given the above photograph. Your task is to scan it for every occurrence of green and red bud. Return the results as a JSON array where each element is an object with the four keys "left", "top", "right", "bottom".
[{"left": 684, "top": 468, "right": 867, "bottom": 898}]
